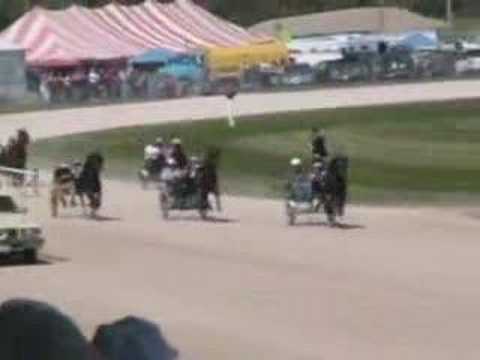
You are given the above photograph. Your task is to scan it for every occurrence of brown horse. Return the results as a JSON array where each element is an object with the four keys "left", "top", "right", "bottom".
[{"left": 50, "top": 165, "right": 76, "bottom": 218}]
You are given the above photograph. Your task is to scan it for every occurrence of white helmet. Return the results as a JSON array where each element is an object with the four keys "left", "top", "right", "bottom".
[
  {"left": 171, "top": 137, "right": 182, "bottom": 145},
  {"left": 290, "top": 158, "right": 302, "bottom": 167},
  {"left": 166, "top": 157, "right": 177, "bottom": 166}
]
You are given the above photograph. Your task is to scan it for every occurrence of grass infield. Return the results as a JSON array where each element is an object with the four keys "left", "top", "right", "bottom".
[{"left": 32, "top": 99, "right": 480, "bottom": 205}]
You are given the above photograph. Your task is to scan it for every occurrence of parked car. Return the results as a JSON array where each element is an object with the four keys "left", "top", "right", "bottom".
[
  {"left": 380, "top": 48, "right": 415, "bottom": 80},
  {"left": 159, "top": 55, "right": 206, "bottom": 84},
  {"left": 203, "top": 75, "right": 240, "bottom": 96},
  {"left": 241, "top": 64, "right": 283, "bottom": 90},
  {"left": 455, "top": 50, "right": 480, "bottom": 74},
  {"left": 281, "top": 64, "right": 317, "bottom": 86},
  {"left": 327, "top": 59, "right": 371, "bottom": 82},
  {"left": 411, "top": 50, "right": 456, "bottom": 78},
  {"left": 0, "top": 192, "right": 45, "bottom": 263}
]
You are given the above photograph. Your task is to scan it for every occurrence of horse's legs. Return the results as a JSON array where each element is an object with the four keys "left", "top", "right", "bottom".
[
  {"left": 214, "top": 193, "right": 222, "bottom": 212},
  {"left": 60, "top": 191, "right": 67, "bottom": 208},
  {"left": 50, "top": 187, "right": 59, "bottom": 218},
  {"left": 336, "top": 187, "right": 347, "bottom": 217},
  {"left": 79, "top": 194, "right": 86, "bottom": 213},
  {"left": 86, "top": 192, "right": 101, "bottom": 218},
  {"left": 85, "top": 192, "right": 94, "bottom": 217},
  {"left": 323, "top": 194, "right": 336, "bottom": 226},
  {"left": 70, "top": 186, "right": 77, "bottom": 207},
  {"left": 199, "top": 188, "right": 208, "bottom": 210}
]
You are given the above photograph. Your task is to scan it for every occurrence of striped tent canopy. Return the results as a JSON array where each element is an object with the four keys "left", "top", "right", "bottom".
[{"left": 0, "top": 0, "right": 269, "bottom": 66}]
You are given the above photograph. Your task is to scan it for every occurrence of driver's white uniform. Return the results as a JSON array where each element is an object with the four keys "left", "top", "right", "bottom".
[{"left": 144, "top": 145, "right": 160, "bottom": 161}]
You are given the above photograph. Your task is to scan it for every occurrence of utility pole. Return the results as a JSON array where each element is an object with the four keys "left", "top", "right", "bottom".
[
  {"left": 446, "top": 0, "right": 453, "bottom": 27},
  {"left": 378, "top": 0, "right": 385, "bottom": 33}
]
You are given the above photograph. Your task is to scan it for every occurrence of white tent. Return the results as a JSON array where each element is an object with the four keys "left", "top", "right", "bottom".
[{"left": 0, "top": 39, "right": 26, "bottom": 101}]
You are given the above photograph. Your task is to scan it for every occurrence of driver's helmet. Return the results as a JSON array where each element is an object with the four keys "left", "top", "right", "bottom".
[
  {"left": 171, "top": 137, "right": 182, "bottom": 146},
  {"left": 290, "top": 157, "right": 302, "bottom": 167},
  {"left": 155, "top": 137, "right": 164, "bottom": 146},
  {"left": 312, "top": 160, "right": 325, "bottom": 171}
]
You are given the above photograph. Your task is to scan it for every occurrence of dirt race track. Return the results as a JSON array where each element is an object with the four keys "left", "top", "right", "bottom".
[{"left": 1, "top": 80, "right": 480, "bottom": 360}]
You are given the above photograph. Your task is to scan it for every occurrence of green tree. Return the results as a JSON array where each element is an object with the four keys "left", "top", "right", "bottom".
[
  {"left": 0, "top": 0, "right": 470, "bottom": 31},
  {"left": 0, "top": 0, "right": 29, "bottom": 29}
]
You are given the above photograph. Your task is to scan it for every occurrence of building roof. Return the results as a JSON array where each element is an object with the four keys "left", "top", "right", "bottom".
[
  {"left": 0, "top": 0, "right": 268, "bottom": 66},
  {"left": 250, "top": 7, "right": 448, "bottom": 38}
]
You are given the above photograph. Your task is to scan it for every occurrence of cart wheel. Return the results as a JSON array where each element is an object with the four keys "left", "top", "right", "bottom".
[
  {"left": 199, "top": 208, "right": 208, "bottom": 220},
  {"left": 327, "top": 213, "right": 336, "bottom": 227},
  {"left": 286, "top": 202, "right": 296, "bottom": 226},
  {"left": 24, "top": 249, "right": 38, "bottom": 264},
  {"left": 138, "top": 171, "right": 148, "bottom": 190}
]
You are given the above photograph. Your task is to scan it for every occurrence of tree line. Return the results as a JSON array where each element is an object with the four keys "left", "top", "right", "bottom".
[{"left": 0, "top": 0, "right": 471, "bottom": 31}]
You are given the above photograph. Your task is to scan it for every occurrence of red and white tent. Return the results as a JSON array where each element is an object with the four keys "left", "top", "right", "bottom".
[{"left": 0, "top": 0, "right": 268, "bottom": 66}]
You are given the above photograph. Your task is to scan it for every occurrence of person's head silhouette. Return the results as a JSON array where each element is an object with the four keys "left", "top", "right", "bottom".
[
  {"left": 0, "top": 299, "right": 93, "bottom": 360},
  {"left": 92, "top": 316, "right": 178, "bottom": 360}
]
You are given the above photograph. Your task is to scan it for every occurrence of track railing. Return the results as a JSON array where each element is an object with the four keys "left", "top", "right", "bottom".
[{"left": 0, "top": 166, "right": 41, "bottom": 196}]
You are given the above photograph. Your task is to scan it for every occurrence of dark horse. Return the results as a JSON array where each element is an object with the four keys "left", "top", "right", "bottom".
[
  {"left": 323, "top": 155, "right": 349, "bottom": 225},
  {"left": 198, "top": 147, "right": 221, "bottom": 212},
  {"left": 1, "top": 129, "right": 31, "bottom": 186},
  {"left": 78, "top": 152, "right": 104, "bottom": 217},
  {"left": 11, "top": 129, "right": 30, "bottom": 170}
]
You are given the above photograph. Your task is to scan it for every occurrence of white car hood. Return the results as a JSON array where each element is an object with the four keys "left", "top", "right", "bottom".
[{"left": 0, "top": 214, "right": 39, "bottom": 229}]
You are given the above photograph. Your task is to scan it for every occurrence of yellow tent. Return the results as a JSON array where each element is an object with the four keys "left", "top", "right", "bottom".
[{"left": 207, "top": 41, "right": 289, "bottom": 73}]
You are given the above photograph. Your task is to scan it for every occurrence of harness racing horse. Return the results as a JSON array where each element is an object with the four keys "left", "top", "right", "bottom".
[
  {"left": 50, "top": 165, "right": 76, "bottom": 218},
  {"left": 198, "top": 147, "right": 221, "bottom": 213},
  {"left": 159, "top": 148, "right": 221, "bottom": 220},
  {"left": 2, "top": 129, "right": 31, "bottom": 187},
  {"left": 78, "top": 152, "right": 104, "bottom": 218},
  {"left": 322, "top": 155, "right": 349, "bottom": 225}
]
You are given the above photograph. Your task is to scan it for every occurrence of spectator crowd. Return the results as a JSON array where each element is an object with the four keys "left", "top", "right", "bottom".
[
  {"left": 29, "top": 65, "right": 181, "bottom": 105},
  {"left": 0, "top": 298, "right": 178, "bottom": 360}
]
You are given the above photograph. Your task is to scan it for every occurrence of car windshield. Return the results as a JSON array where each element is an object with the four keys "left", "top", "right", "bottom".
[{"left": 0, "top": 196, "right": 17, "bottom": 213}]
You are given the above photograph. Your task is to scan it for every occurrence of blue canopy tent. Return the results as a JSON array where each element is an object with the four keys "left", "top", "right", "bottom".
[
  {"left": 399, "top": 33, "right": 438, "bottom": 51},
  {"left": 130, "top": 48, "right": 179, "bottom": 65}
]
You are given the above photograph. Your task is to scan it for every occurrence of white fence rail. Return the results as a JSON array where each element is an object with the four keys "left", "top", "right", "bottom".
[{"left": 0, "top": 166, "right": 41, "bottom": 196}]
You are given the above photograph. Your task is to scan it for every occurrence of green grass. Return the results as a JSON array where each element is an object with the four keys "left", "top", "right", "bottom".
[{"left": 31, "top": 100, "right": 480, "bottom": 205}]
